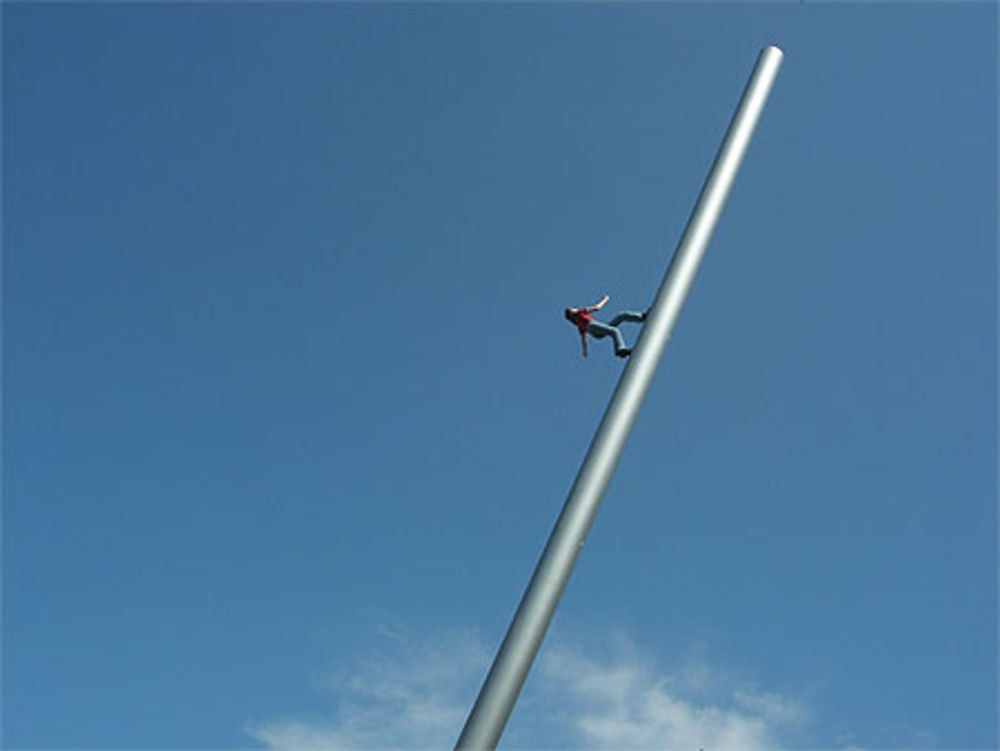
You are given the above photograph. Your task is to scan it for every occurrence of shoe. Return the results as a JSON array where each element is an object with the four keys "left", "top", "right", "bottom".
[{"left": 617, "top": 349, "right": 631, "bottom": 358}]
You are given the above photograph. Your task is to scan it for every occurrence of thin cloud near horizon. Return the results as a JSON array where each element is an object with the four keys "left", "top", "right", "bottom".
[{"left": 246, "top": 626, "right": 810, "bottom": 750}]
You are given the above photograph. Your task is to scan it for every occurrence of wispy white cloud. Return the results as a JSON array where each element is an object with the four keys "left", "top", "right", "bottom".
[
  {"left": 535, "top": 633, "right": 808, "bottom": 749},
  {"left": 248, "top": 626, "right": 488, "bottom": 750},
  {"left": 247, "top": 627, "right": 808, "bottom": 750}
]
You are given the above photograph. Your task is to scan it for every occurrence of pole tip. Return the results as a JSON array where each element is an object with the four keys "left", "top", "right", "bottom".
[{"left": 763, "top": 44, "right": 784, "bottom": 59}]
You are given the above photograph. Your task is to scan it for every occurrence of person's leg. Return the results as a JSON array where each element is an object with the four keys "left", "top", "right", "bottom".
[
  {"left": 608, "top": 310, "right": 647, "bottom": 327},
  {"left": 588, "top": 321, "right": 627, "bottom": 355}
]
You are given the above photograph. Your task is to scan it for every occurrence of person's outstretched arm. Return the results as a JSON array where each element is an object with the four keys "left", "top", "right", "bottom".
[{"left": 586, "top": 294, "right": 610, "bottom": 313}]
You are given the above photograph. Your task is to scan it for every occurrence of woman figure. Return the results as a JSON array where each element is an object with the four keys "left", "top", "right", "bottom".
[{"left": 564, "top": 294, "right": 647, "bottom": 358}]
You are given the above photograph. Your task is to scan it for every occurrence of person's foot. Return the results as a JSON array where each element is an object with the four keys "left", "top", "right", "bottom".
[
  {"left": 616, "top": 348, "right": 632, "bottom": 358},
  {"left": 640, "top": 310, "right": 649, "bottom": 322}
]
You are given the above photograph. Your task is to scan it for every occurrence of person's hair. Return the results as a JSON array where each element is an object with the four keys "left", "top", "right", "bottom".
[{"left": 564, "top": 308, "right": 574, "bottom": 320}]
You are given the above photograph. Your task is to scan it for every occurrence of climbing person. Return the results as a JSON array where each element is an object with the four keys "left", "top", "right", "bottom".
[{"left": 564, "top": 294, "right": 647, "bottom": 358}]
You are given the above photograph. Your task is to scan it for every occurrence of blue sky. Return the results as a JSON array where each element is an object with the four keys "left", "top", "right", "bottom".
[{"left": 3, "top": 3, "right": 996, "bottom": 749}]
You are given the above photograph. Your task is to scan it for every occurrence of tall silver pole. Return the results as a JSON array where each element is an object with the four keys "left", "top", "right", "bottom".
[{"left": 455, "top": 45, "right": 784, "bottom": 751}]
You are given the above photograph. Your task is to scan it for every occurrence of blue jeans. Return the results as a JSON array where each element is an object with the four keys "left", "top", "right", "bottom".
[{"left": 587, "top": 311, "right": 645, "bottom": 355}]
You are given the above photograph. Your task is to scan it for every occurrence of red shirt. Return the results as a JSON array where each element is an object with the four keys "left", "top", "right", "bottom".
[{"left": 568, "top": 308, "right": 593, "bottom": 335}]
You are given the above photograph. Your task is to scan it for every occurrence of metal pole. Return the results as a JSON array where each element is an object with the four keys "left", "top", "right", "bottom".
[{"left": 454, "top": 45, "right": 784, "bottom": 751}]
